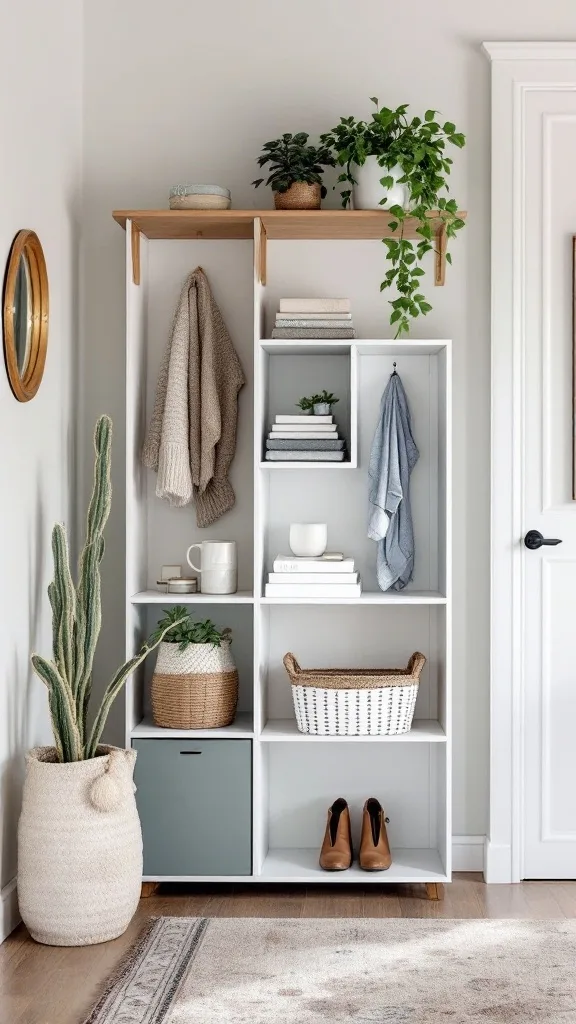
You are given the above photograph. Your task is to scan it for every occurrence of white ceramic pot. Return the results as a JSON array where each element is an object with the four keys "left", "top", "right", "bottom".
[
  {"left": 18, "top": 745, "right": 142, "bottom": 946},
  {"left": 352, "top": 157, "right": 408, "bottom": 210},
  {"left": 313, "top": 403, "right": 331, "bottom": 416},
  {"left": 289, "top": 523, "right": 328, "bottom": 557}
]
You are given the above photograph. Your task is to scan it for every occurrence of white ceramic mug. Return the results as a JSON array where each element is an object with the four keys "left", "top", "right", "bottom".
[
  {"left": 289, "top": 523, "right": 328, "bottom": 558},
  {"left": 186, "top": 540, "right": 238, "bottom": 594}
]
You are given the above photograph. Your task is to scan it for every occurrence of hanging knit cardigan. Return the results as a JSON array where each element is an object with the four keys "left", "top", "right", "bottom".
[{"left": 142, "top": 268, "right": 246, "bottom": 528}]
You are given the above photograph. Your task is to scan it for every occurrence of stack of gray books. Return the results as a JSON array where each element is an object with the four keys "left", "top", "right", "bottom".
[
  {"left": 271, "top": 298, "right": 355, "bottom": 339},
  {"left": 265, "top": 414, "right": 346, "bottom": 462}
]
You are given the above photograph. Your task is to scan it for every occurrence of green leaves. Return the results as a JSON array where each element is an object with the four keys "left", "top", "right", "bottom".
[
  {"left": 150, "top": 607, "right": 231, "bottom": 651},
  {"left": 252, "top": 133, "right": 335, "bottom": 193}
]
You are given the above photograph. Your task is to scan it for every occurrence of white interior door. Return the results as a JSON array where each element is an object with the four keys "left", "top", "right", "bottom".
[{"left": 522, "top": 90, "right": 576, "bottom": 879}]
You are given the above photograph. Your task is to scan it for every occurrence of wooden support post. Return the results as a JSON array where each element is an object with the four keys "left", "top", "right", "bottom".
[
  {"left": 254, "top": 217, "right": 267, "bottom": 286},
  {"left": 425, "top": 882, "right": 444, "bottom": 901},
  {"left": 131, "top": 222, "right": 141, "bottom": 286},
  {"left": 434, "top": 223, "right": 447, "bottom": 286},
  {"left": 140, "top": 882, "right": 160, "bottom": 898}
]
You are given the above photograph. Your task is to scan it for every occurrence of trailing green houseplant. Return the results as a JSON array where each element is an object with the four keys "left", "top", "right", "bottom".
[
  {"left": 31, "top": 415, "right": 182, "bottom": 763},
  {"left": 321, "top": 99, "right": 466, "bottom": 336},
  {"left": 253, "top": 133, "right": 335, "bottom": 209}
]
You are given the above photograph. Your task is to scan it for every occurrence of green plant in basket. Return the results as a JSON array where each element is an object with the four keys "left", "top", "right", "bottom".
[
  {"left": 150, "top": 606, "right": 232, "bottom": 652},
  {"left": 252, "top": 133, "right": 335, "bottom": 198}
]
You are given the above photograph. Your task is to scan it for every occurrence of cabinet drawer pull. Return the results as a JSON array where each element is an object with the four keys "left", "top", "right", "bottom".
[{"left": 180, "top": 750, "right": 202, "bottom": 755}]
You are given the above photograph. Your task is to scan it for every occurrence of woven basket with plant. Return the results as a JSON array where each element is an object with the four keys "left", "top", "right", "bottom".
[{"left": 150, "top": 608, "right": 238, "bottom": 729}]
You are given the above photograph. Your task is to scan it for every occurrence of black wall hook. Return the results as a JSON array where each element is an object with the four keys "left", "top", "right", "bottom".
[{"left": 391, "top": 362, "right": 398, "bottom": 376}]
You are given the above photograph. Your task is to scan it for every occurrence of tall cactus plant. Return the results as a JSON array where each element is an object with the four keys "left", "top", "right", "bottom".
[{"left": 32, "top": 415, "right": 180, "bottom": 762}]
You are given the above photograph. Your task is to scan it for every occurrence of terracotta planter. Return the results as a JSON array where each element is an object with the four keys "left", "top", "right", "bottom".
[
  {"left": 18, "top": 745, "right": 142, "bottom": 946},
  {"left": 152, "top": 640, "right": 239, "bottom": 729},
  {"left": 274, "top": 182, "right": 321, "bottom": 210}
]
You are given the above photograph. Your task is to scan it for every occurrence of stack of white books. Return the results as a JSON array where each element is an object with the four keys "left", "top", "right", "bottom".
[
  {"left": 265, "top": 414, "right": 345, "bottom": 462},
  {"left": 271, "top": 298, "right": 355, "bottom": 339},
  {"left": 265, "top": 553, "right": 361, "bottom": 597}
]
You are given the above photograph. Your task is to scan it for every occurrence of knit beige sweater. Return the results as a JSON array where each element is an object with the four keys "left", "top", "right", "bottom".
[{"left": 142, "top": 268, "right": 245, "bottom": 527}]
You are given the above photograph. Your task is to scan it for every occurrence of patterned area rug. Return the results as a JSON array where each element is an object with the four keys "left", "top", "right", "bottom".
[{"left": 84, "top": 916, "right": 576, "bottom": 1023}]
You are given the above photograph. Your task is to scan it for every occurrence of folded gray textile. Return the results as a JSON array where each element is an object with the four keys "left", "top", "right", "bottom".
[
  {"left": 271, "top": 328, "right": 355, "bottom": 339},
  {"left": 265, "top": 450, "right": 345, "bottom": 461},
  {"left": 368, "top": 372, "right": 419, "bottom": 591},
  {"left": 266, "top": 438, "right": 345, "bottom": 450}
]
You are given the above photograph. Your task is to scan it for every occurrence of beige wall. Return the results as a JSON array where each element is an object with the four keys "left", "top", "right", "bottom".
[
  {"left": 0, "top": 0, "right": 82, "bottom": 934},
  {"left": 81, "top": 0, "right": 576, "bottom": 837}
]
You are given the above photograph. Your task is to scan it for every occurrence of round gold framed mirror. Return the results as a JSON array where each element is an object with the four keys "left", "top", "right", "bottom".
[{"left": 3, "top": 230, "right": 49, "bottom": 402}]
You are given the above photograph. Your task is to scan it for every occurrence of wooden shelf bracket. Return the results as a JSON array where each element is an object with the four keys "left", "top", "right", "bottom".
[
  {"left": 434, "top": 222, "right": 447, "bottom": 287},
  {"left": 254, "top": 217, "right": 267, "bottom": 285},
  {"left": 131, "top": 222, "right": 141, "bottom": 286}
]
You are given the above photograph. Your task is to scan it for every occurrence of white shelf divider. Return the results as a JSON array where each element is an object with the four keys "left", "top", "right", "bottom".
[
  {"left": 131, "top": 713, "right": 254, "bottom": 740},
  {"left": 261, "top": 590, "right": 447, "bottom": 605},
  {"left": 260, "top": 719, "right": 446, "bottom": 742},
  {"left": 258, "top": 847, "right": 447, "bottom": 883},
  {"left": 130, "top": 590, "right": 254, "bottom": 604}
]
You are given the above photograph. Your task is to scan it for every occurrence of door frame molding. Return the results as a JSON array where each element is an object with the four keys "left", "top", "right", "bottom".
[{"left": 483, "top": 41, "right": 576, "bottom": 882}]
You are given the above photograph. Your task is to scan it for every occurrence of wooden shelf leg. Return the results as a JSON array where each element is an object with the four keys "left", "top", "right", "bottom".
[
  {"left": 131, "top": 222, "right": 141, "bottom": 286},
  {"left": 425, "top": 882, "right": 444, "bottom": 901},
  {"left": 140, "top": 882, "right": 160, "bottom": 898},
  {"left": 434, "top": 223, "right": 447, "bottom": 286},
  {"left": 254, "top": 217, "right": 267, "bottom": 286}
]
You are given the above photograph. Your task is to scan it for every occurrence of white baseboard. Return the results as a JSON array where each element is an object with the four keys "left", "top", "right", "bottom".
[
  {"left": 452, "top": 835, "right": 486, "bottom": 872},
  {"left": 1, "top": 878, "right": 20, "bottom": 942},
  {"left": 484, "top": 840, "right": 513, "bottom": 883}
]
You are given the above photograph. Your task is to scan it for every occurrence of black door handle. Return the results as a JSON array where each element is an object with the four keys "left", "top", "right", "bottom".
[{"left": 524, "top": 530, "right": 562, "bottom": 550}]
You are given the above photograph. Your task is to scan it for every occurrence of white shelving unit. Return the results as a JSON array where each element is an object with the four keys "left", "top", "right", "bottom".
[{"left": 118, "top": 211, "right": 452, "bottom": 892}]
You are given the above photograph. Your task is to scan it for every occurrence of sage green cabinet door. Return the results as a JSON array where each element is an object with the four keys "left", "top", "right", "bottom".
[{"left": 133, "top": 739, "right": 252, "bottom": 876}]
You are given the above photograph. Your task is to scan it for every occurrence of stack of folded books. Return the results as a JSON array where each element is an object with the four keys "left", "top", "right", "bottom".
[
  {"left": 271, "top": 298, "right": 355, "bottom": 339},
  {"left": 265, "top": 413, "right": 346, "bottom": 462},
  {"left": 265, "top": 552, "right": 361, "bottom": 597}
]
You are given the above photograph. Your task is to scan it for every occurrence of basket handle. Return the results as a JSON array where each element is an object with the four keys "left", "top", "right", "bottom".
[
  {"left": 407, "top": 651, "right": 427, "bottom": 680},
  {"left": 283, "top": 652, "right": 301, "bottom": 680}
]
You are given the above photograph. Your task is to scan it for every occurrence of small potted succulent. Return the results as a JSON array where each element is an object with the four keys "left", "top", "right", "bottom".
[
  {"left": 312, "top": 391, "right": 339, "bottom": 416},
  {"left": 150, "top": 607, "right": 238, "bottom": 730},
  {"left": 321, "top": 98, "right": 466, "bottom": 336},
  {"left": 296, "top": 395, "right": 314, "bottom": 414},
  {"left": 252, "top": 133, "right": 335, "bottom": 210}
]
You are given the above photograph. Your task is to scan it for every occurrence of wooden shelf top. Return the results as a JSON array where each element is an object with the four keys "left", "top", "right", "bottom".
[{"left": 113, "top": 208, "right": 466, "bottom": 241}]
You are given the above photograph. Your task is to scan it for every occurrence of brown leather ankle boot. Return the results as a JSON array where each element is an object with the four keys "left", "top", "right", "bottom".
[
  {"left": 319, "top": 798, "right": 353, "bottom": 871},
  {"left": 359, "top": 798, "right": 392, "bottom": 871}
]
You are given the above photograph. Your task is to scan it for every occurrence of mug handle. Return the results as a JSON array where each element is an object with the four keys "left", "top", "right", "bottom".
[{"left": 186, "top": 544, "right": 202, "bottom": 573}]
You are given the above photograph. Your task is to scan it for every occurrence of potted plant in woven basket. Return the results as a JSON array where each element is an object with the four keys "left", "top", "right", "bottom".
[
  {"left": 252, "top": 132, "right": 335, "bottom": 209},
  {"left": 150, "top": 607, "right": 238, "bottom": 730},
  {"left": 18, "top": 416, "right": 181, "bottom": 947}
]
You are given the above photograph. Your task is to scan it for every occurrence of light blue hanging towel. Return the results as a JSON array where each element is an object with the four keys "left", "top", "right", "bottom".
[{"left": 368, "top": 371, "right": 419, "bottom": 591}]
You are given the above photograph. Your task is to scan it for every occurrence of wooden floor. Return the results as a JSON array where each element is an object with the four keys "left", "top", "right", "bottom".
[{"left": 2, "top": 874, "right": 576, "bottom": 1024}]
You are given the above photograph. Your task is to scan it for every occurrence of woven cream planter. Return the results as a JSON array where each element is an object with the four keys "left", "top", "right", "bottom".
[
  {"left": 151, "top": 641, "right": 239, "bottom": 729},
  {"left": 18, "top": 745, "right": 142, "bottom": 946}
]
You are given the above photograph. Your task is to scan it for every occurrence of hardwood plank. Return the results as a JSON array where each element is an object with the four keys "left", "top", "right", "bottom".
[{"left": 112, "top": 209, "right": 467, "bottom": 242}]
